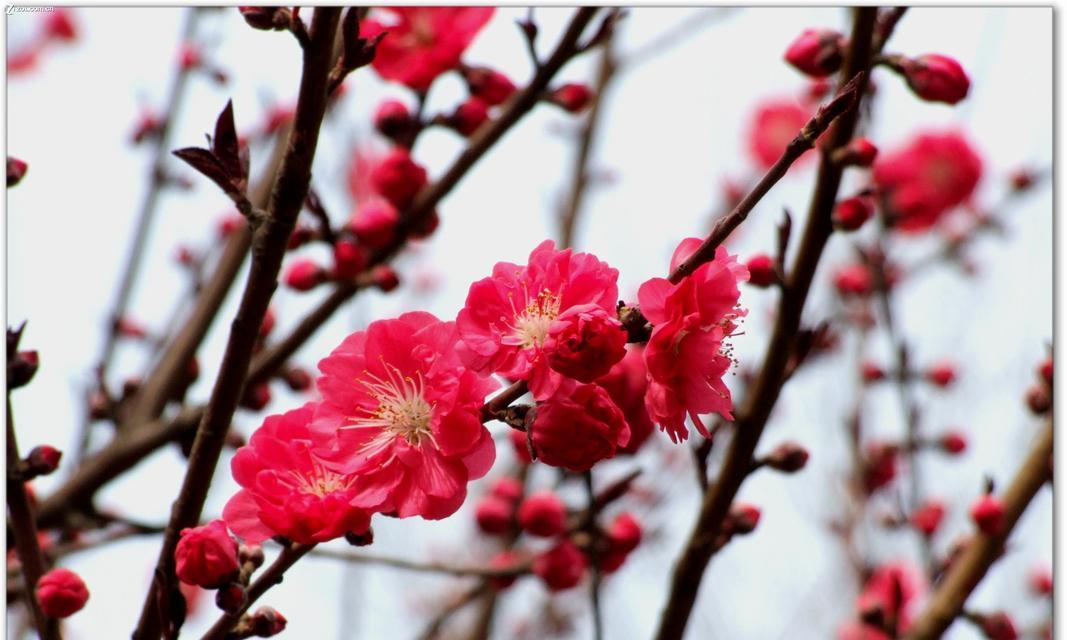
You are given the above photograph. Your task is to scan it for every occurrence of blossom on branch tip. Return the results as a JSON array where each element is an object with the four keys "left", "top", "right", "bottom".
[
  {"left": 517, "top": 491, "right": 567, "bottom": 538},
  {"left": 530, "top": 380, "right": 630, "bottom": 472},
  {"left": 549, "top": 83, "right": 594, "bottom": 113},
  {"left": 374, "top": 99, "right": 413, "bottom": 139},
  {"left": 856, "top": 562, "right": 925, "bottom": 633},
  {"left": 898, "top": 54, "right": 970, "bottom": 105},
  {"left": 449, "top": 96, "right": 490, "bottom": 137},
  {"left": 532, "top": 539, "right": 586, "bottom": 591},
  {"left": 638, "top": 240, "right": 748, "bottom": 442},
  {"left": 223, "top": 403, "right": 372, "bottom": 544},
  {"left": 314, "top": 312, "right": 498, "bottom": 520},
  {"left": 361, "top": 7, "right": 495, "bottom": 92},
  {"left": 970, "top": 494, "right": 1005, "bottom": 535},
  {"left": 910, "top": 499, "right": 946, "bottom": 536},
  {"left": 544, "top": 304, "right": 627, "bottom": 384},
  {"left": 457, "top": 239, "right": 620, "bottom": 400},
  {"left": 784, "top": 28, "right": 845, "bottom": 78},
  {"left": 744, "top": 253, "right": 777, "bottom": 288},
  {"left": 463, "top": 66, "right": 517, "bottom": 106},
  {"left": 475, "top": 495, "right": 513, "bottom": 535},
  {"left": 369, "top": 148, "right": 428, "bottom": 210},
  {"left": 36, "top": 568, "right": 89, "bottom": 618},
  {"left": 284, "top": 259, "right": 326, "bottom": 292},
  {"left": 175, "top": 520, "right": 240, "bottom": 588}
]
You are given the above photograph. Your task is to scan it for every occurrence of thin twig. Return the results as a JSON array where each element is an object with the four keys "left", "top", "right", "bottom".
[
  {"left": 310, "top": 548, "right": 531, "bottom": 578},
  {"left": 652, "top": 9, "right": 882, "bottom": 640},
  {"left": 132, "top": 10, "right": 343, "bottom": 638},
  {"left": 6, "top": 396, "right": 60, "bottom": 640},
  {"left": 584, "top": 471, "right": 604, "bottom": 640},
  {"left": 903, "top": 419, "right": 1052, "bottom": 639}
]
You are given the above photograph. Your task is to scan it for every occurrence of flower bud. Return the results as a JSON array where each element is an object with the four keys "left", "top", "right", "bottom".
[
  {"left": 238, "top": 7, "right": 288, "bottom": 31},
  {"left": 248, "top": 606, "right": 287, "bottom": 637},
  {"left": 1010, "top": 169, "right": 1035, "bottom": 193},
  {"left": 239, "top": 384, "right": 272, "bottom": 412},
  {"left": 370, "top": 148, "right": 427, "bottom": 210},
  {"left": 239, "top": 543, "right": 265, "bottom": 569},
  {"left": 745, "top": 253, "right": 777, "bottom": 288},
  {"left": 605, "top": 512, "right": 642, "bottom": 555},
  {"left": 517, "top": 491, "right": 567, "bottom": 538},
  {"left": 839, "top": 138, "right": 879, "bottom": 167},
  {"left": 861, "top": 361, "right": 886, "bottom": 383},
  {"left": 1026, "top": 384, "right": 1051, "bottom": 415},
  {"left": 36, "top": 568, "right": 89, "bottom": 618},
  {"left": 510, "top": 429, "right": 533, "bottom": 465},
  {"left": 549, "top": 83, "right": 593, "bottom": 113},
  {"left": 532, "top": 540, "right": 586, "bottom": 591},
  {"left": 764, "top": 441, "right": 810, "bottom": 473},
  {"left": 258, "top": 307, "right": 275, "bottom": 338},
  {"left": 464, "top": 66, "right": 517, "bottom": 106},
  {"left": 970, "top": 494, "right": 1005, "bottom": 535},
  {"left": 24, "top": 445, "right": 62, "bottom": 478},
  {"left": 939, "top": 430, "right": 968, "bottom": 455},
  {"left": 449, "top": 96, "right": 490, "bottom": 137},
  {"left": 1038, "top": 356, "right": 1053, "bottom": 386},
  {"left": 7, "top": 157, "right": 28, "bottom": 186},
  {"left": 371, "top": 265, "right": 400, "bottom": 292},
  {"left": 283, "top": 259, "right": 325, "bottom": 292},
  {"left": 833, "top": 264, "right": 873, "bottom": 297},
  {"left": 175, "top": 520, "right": 240, "bottom": 588},
  {"left": 784, "top": 28, "right": 845, "bottom": 77},
  {"left": 410, "top": 209, "right": 440, "bottom": 240},
  {"left": 899, "top": 54, "right": 970, "bottom": 105},
  {"left": 726, "top": 502, "right": 762, "bottom": 535},
  {"left": 282, "top": 367, "right": 312, "bottom": 392},
  {"left": 544, "top": 305, "right": 627, "bottom": 383},
  {"left": 178, "top": 42, "right": 202, "bottom": 71},
  {"left": 349, "top": 200, "right": 399, "bottom": 250},
  {"left": 1029, "top": 565, "right": 1052, "bottom": 596},
  {"left": 490, "top": 477, "right": 523, "bottom": 504},
  {"left": 9, "top": 350, "right": 39, "bottom": 389},
  {"left": 910, "top": 498, "right": 946, "bottom": 536},
  {"left": 373, "top": 99, "right": 412, "bottom": 139},
  {"left": 925, "top": 360, "right": 957, "bottom": 387},
  {"left": 475, "top": 495, "right": 514, "bottom": 535},
  {"left": 217, "top": 212, "right": 245, "bottom": 239},
  {"left": 215, "top": 582, "right": 247, "bottom": 614},
  {"left": 332, "top": 237, "right": 368, "bottom": 280},
  {"left": 863, "top": 442, "right": 898, "bottom": 494},
  {"left": 977, "top": 611, "right": 1018, "bottom": 640},
  {"left": 833, "top": 196, "right": 874, "bottom": 231},
  {"left": 44, "top": 9, "right": 78, "bottom": 42}
]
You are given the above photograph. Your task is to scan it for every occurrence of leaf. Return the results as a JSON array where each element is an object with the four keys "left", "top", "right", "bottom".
[
  {"left": 212, "top": 100, "right": 243, "bottom": 185},
  {"left": 173, "top": 147, "right": 234, "bottom": 196}
]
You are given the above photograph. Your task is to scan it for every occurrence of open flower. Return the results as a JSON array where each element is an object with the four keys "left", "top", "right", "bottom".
[
  {"left": 315, "top": 312, "right": 498, "bottom": 520},
  {"left": 457, "top": 240, "right": 620, "bottom": 400},
  {"left": 361, "top": 7, "right": 495, "bottom": 92},
  {"left": 222, "top": 404, "right": 372, "bottom": 545},
  {"left": 638, "top": 240, "right": 748, "bottom": 442}
]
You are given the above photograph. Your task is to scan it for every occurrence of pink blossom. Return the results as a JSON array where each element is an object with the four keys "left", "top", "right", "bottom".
[
  {"left": 638, "top": 240, "right": 748, "bottom": 442},
  {"left": 856, "top": 562, "right": 926, "bottom": 632},
  {"left": 457, "top": 240, "right": 620, "bottom": 400},
  {"left": 544, "top": 304, "right": 627, "bottom": 383},
  {"left": 222, "top": 404, "right": 372, "bottom": 544},
  {"left": 595, "top": 346, "right": 656, "bottom": 455},
  {"left": 175, "top": 520, "right": 240, "bottom": 588},
  {"left": 747, "top": 99, "right": 813, "bottom": 169},
  {"left": 361, "top": 7, "right": 495, "bottom": 92},
  {"left": 314, "top": 312, "right": 498, "bottom": 520}
]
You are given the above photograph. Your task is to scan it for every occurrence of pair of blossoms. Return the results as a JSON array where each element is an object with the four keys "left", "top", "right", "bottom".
[{"left": 176, "top": 238, "right": 748, "bottom": 587}]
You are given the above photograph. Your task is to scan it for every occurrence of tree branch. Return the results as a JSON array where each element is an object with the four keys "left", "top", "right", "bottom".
[
  {"left": 903, "top": 418, "right": 1052, "bottom": 639},
  {"left": 652, "top": 9, "right": 881, "bottom": 640},
  {"left": 132, "top": 9, "right": 343, "bottom": 638}
]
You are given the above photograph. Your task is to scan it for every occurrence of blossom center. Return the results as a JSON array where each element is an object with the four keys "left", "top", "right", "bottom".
[
  {"left": 510, "top": 288, "right": 561, "bottom": 349},
  {"left": 291, "top": 462, "right": 352, "bottom": 498},
  {"left": 346, "top": 362, "right": 435, "bottom": 447}
]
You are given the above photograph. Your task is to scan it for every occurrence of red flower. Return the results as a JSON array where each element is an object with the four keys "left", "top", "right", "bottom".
[
  {"left": 873, "top": 131, "right": 982, "bottom": 232},
  {"left": 970, "top": 494, "right": 1005, "bottom": 535},
  {"left": 223, "top": 404, "right": 372, "bottom": 544},
  {"left": 457, "top": 240, "right": 620, "bottom": 400},
  {"left": 362, "top": 7, "right": 495, "bottom": 92},
  {"left": 175, "top": 520, "right": 240, "bottom": 588},
  {"left": 36, "top": 568, "right": 89, "bottom": 618},
  {"left": 531, "top": 380, "right": 630, "bottom": 472},
  {"left": 532, "top": 539, "right": 586, "bottom": 591},
  {"left": 369, "top": 147, "right": 428, "bottom": 210},
  {"left": 910, "top": 499, "right": 946, "bottom": 537},
  {"left": 517, "top": 491, "right": 567, "bottom": 538},
  {"left": 856, "top": 562, "right": 925, "bottom": 632},
  {"left": 747, "top": 99, "right": 813, "bottom": 170},
  {"left": 595, "top": 346, "right": 656, "bottom": 455},
  {"left": 544, "top": 304, "right": 627, "bottom": 383},
  {"left": 900, "top": 54, "right": 970, "bottom": 105},
  {"left": 784, "top": 28, "right": 845, "bottom": 78},
  {"left": 315, "top": 312, "right": 498, "bottom": 520},
  {"left": 638, "top": 240, "right": 748, "bottom": 442}
]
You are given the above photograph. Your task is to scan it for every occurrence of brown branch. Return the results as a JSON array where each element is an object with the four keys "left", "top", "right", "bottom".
[
  {"left": 6, "top": 396, "right": 60, "bottom": 639},
  {"left": 667, "top": 70, "right": 865, "bottom": 285},
  {"left": 202, "top": 543, "right": 316, "bottom": 640},
  {"left": 903, "top": 418, "right": 1052, "bottom": 639},
  {"left": 418, "top": 582, "right": 492, "bottom": 640},
  {"left": 132, "top": 9, "right": 343, "bottom": 638},
  {"left": 652, "top": 9, "right": 881, "bottom": 640}
]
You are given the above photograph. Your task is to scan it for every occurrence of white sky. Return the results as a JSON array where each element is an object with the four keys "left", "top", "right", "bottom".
[{"left": 5, "top": 6, "right": 1054, "bottom": 640}]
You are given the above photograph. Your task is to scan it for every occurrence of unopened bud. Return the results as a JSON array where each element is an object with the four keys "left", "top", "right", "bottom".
[
  {"left": 283, "top": 259, "right": 325, "bottom": 292},
  {"left": 238, "top": 7, "right": 289, "bottom": 31},
  {"left": 215, "top": 582, "right": 247, "bottom": 613},
  {"left": 764, "top": 441, "right": 809, "bottom": 473},
  {"left": 726, "top": 502, "right": 761, "bottom": 535},
  {"left": 549, "top": 83, "right": 593, "bottom": 113},
  {"left": 239, "top": 544, "right": 265, "bottom": 569},
  {"left": 7, "top": 157, "right": 28, "bottom": 186},
  {"left": 371, "top": 265, "right": 400, "bottom": 292},
  {"left": 344, "top": 527, "right": 374, "bottom": 547},
  {"left": 23, "top": 445, "right": 62, "bottom": 478},
  {"left": 8, "top": 350, "right": 39, "bottom": 389},
  {"left": 248, "top": 606, "right": 287, "bottom": 637},
  {"left": 373, "top": 99, "right": 412, "bottom": 139},
  {"left": 745, "top": 253, "right": 777, "bottom": 288},
  {"left": 1026, "top": 384, "right": 1051, "bottom": 415},
  {"left": 784, "top": 28, "right": 845, "bottom": 78},
  {"left": 832, "top": 196, "right": 873, "bottom": 231},
  {"left": 898, "top": 53, "right": 970, "bottom": 105},
  {"left": 464, "top": 66, "right": 517, "bottom": 106},
  {"left": 449, "top": 96, "right": 490, "bottom": 137},
  {"left": 282, "top": 367, "right": 312, "bottom": 392}
]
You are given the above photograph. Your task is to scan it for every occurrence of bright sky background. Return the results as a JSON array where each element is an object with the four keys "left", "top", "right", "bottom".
[{"left": 5, "top": 6, "right": 1053, "bottom": 640}]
